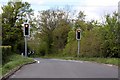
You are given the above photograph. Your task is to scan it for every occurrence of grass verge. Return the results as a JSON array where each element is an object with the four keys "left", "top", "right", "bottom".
[
  {"left": 64, "top": 57, "right": 119, "bottom": 67},
  {"left": 41, "top": 55, "right": 119, "bottom": 67},
  {"left": 0, "top": 54, "right": 34, "bottom": 77}
]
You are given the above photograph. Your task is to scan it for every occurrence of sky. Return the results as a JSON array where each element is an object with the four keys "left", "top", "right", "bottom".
[{"left": 0, "top": 0, "right": 120, "bottom": 22}]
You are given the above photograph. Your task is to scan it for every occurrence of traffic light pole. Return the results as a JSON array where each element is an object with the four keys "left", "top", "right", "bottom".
[
  {"left": 23, "top": 23, "right": 29, "bottom": 57},
  {"left": 76, "top": 27, "right": 81, "bottom": 57},
  {"left": 78, "top": 40, "right": 80, "bottom": 57},
  {"left": 25, "top": 36, "right": 27, "bottom": 57}
]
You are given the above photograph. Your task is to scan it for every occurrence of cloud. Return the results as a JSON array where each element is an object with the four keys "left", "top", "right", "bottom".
[
  {"left": 75, "top": 0, "right": 119, "bottom": 22},
  {"left": 1, "top": 0, "right": 119, "bottom": 22},
  {"left": 23, "top": 0, "right": 44, "bottom": 5},
  {"left": 84, "top": 0, "right": 119, "bottom": 7},
  {"left": 74, "top": 6, "right": 99, "bottom": 20}
]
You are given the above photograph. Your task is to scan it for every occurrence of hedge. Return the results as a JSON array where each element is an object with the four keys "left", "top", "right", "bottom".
[{"left": 0, "top": 46, "right": 12, "bottom": 65}]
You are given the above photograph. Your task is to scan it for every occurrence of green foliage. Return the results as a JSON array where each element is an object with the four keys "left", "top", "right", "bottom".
[
  {"left": 100, "top": 12, "right": 119, "bottom": 57},
  {"left": 67, "top": 30, "right": 76, "bottom": 43},
  {"left": 2, "top": 1, "right": 33, "bottom": 54},
  {"left": 28, "top": 10, "right": 119, "bottom": 58},
  {"left": 40, "top": 55, "right": 119, "bottom": 66},
  {"left": 2, "top": 54, "right": 34, "bottom": 75},
  {"left": 52, "top": 20, "right": 70, "bottom": 53},
  {"left": 77, "top": 57, "right": 119, "bottom": 66},
  {"left": 77, "top": 11, "right": 86, "bottom": 21},
  {"left": 64, "top": 12, "right": 119, "bottom": 58},
  {"left": 63, "top": 41, "right": 77, "bottom": 57},
  {"left": 38, "top": 40, "right": 48, "bottom": 56},
  {"left": 1, "top": 46, "right": 12, "bottom": 64},
  {"left": 3, "top": 2, "right": 116, "bottom": 58},
  {"left": 80, "top": 28, "right": 103, "bottom": 57},
  {"left": 33, "top": 9, "right": 71, "bottom": 56},
  {"left": 63, "top": 30, "right": 77, "bottom": 57},
  {"left": 28, "top": 40, "right": 40, "bottom": 56}
]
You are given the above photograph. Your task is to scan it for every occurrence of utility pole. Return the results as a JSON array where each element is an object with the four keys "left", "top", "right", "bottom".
[
  {"left": 76, "top": 27, "right": 81, "bottom": 57},
  {"left": 22, "top": 12, "right": 31, "bottom": 57},
  {"left": 25, "top": 35, "right": 27, "bottom": 57},
  {"left": 78, "top": 40, "right": 80, "bottom": 57},
  {"left": 24, "top": 23, "right": 30, "bottom": 57}
]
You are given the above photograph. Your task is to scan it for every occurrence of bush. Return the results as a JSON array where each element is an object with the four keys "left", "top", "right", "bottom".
[
  {"left": 1, "top": 46, "right": 12, "bottom": 65},
  {"left": 2, "top": 54, "right": 34, "bottom": 75},
  {"left": 63, "top": 41, "right": 77, "bottom": 57},
  {"left": 38, "top": 41, "right": 48, "bottom": 56},
  {"left": 63, "top": 30, "right": 77, "bottom": 57},
  {"left": 13, "top": 40, "right": 25, "bottom": 55}
]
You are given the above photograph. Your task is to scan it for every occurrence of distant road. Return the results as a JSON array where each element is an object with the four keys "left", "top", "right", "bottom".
[{"left": 9, "top": 58, "right": 118, "bottom": 78}]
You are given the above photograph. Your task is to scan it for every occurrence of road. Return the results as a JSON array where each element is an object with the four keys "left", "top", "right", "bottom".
[{"left": 9, "top": 58, "right": 118, "bottom": 78}]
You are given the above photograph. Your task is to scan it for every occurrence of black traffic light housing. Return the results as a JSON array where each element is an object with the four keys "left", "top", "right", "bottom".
[
  {"left": 76, "top": 29, "right": 81, "bottom": 40},
  {"left": 24, "top": 24, "right": 29, "bottom": 36},
  {"left": 77, "top": 31, "right": 80, "bottom": 39}
]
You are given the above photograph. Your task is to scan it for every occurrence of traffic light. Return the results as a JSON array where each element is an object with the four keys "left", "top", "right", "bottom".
[
  {"left": 76, "top": 29, "right": 81, "bottom": 40},
  {"left": 77, "top": 31, "right": 80, "bottom": 39},
  {"left": 24, "top": 24, "right": 29, "bottom": 36}
]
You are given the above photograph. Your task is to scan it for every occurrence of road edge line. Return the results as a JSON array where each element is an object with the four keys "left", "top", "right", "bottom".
[{"left": 1, "top": 61, "right": 36, "bottom": 80}]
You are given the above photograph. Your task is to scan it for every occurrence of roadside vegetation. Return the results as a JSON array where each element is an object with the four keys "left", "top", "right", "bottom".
[
  {"left": 0, "top": 46, "right": 34, "bottom": 77},
  {"left": 28, "top": 5, "right": 119, "bottom": 59},
  {"left": 1, "top": 1, "right": 35, "bottom": 77},
  {"left": 1, "top": 0, "right": 119, "bottom": 77},
  {"left": 41, "top": 55, "right": 119, "bottom": 66},
  {"left": 28, "top": 8, "right": 119, "bottom": 66},
  {"left": 1, "top": 54, "right": 34, "bottom": 76}
]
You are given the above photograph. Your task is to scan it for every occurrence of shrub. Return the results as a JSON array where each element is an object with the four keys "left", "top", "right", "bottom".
[{"left": 1, "top": 46, "right": 12, "bottom": 65}]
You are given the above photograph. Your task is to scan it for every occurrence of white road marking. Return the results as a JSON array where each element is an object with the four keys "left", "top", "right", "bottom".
[
  {"left": 106, "top": 64, "right": 113, "bottom": 67},
  {"left": 34, "top": 59, "right": 40, "bottom": 63},
  {"left": 51, "top": 59, "right": 83, "bottom": 63},
  {"left": 37, "top": 61, "right": 40, "bottom": 63}
]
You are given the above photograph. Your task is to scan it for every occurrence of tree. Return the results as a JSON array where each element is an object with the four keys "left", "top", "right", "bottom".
[
  {"left": 63, "top": 11, "right": 120, "bottom": 58},
  {"left": 52, "top": 19, "right": 70, "bottom": 53},
  {"left": 2, "top": 1, "right": 33, "bottom": 53},
  {"left": 77, "top": 11, "right": 86, "bottom": 21},
  {"left": 100, "top": 12, "right": 119, "bottom": 57},
  {"left": 35, "top": 9, "right": 70, "bottom": 55}
]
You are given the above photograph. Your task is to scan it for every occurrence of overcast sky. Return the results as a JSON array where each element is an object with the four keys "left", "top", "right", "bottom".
[{"left": 0, "top": 0, "right": 119, "bottom": 22}]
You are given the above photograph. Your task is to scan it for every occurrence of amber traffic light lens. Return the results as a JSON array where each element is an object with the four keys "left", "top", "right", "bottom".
[{"left": 24, "top": 24, "right": 29, "bottom": 35}]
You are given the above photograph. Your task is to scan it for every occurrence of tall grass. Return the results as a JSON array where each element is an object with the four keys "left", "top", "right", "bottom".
[{"left": 1, "top": 54, "right": 34, "bottom": 76}]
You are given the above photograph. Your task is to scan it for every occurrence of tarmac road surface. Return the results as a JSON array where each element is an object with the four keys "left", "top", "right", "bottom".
[{"left": 9, "top": 58, "right": 118, "bottom": 78}]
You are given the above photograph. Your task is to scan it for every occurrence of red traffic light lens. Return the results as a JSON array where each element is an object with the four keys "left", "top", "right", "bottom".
[
  {"left": 24, "top": 24, "right": 29, "bottom": 35},
  {"left": 25, "top": 24, "right": 28, "bottom": 27}
]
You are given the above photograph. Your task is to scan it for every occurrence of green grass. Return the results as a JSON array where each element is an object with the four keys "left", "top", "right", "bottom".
[
  {"left": 41, "top": 55, "right": 119, "bottom": 67},
  {"left": 66, "top": 57, "right": 119, "bottom": 66},
  {"left": 1, "top": 54, "right": 34, "bottom": 77}
]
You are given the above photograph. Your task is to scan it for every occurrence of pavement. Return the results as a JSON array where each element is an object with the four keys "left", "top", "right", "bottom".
[{"left": 9, "top": 58, "right": 118, "bottom": 78}]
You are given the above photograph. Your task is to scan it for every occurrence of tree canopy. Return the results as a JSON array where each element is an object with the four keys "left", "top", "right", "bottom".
[
  {"left": 1, "top": 1, "right": 119, "bottom": 58},
  {"left": 2, "top": 1, "right": 33, "bottom": 53}
]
